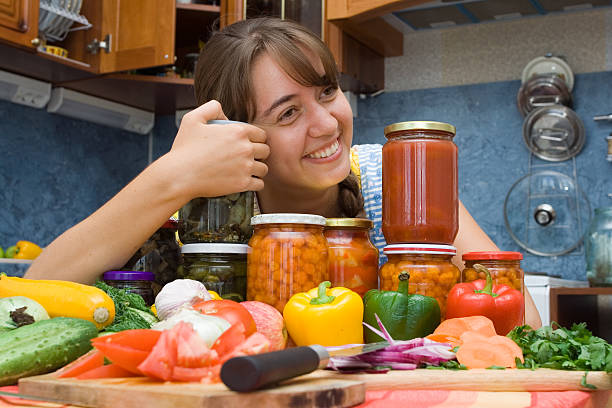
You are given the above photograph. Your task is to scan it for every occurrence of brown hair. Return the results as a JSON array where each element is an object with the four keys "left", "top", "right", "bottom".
[{"left": 194, "top": 17, "right": 365, "bottom": 218}]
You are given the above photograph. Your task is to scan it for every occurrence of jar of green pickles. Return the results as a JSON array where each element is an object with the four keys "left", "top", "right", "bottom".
[{"left": 180, "top": 243, "right": 248, "bottom": 301}]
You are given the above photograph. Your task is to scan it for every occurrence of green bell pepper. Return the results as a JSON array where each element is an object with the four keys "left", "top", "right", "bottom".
[{"left": 363, "top": 271, "right": 441, "bottom": 342}]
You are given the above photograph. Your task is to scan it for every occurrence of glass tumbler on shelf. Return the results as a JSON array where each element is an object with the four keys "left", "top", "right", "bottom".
[
  {"left": 382, "top": 121, "right": 458, "bottom": 245},
  {"left": 586, "top": 207, "right": 612, "bottom": 287}
]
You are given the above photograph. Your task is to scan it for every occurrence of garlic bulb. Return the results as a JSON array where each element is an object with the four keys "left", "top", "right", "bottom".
[{"left": 154, "top": 279, "right": 212, "bottom": 320}]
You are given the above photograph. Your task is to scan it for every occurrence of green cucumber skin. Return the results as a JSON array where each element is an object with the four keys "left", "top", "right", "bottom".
[{"left": 0, "top": 317, "right": 98, "bottom": 386}]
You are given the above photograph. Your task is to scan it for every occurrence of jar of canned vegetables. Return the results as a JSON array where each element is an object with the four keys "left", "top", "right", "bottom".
[
  {"left": 379, "top": 244, "right": 460, "bottom": 318},
  {"left": 179, "top": 192, "right": 254, "bottom": 244},
  {"left": 324, "top": 218, "right": 379, "bottom": 296},
  {"left": 103, "top": 270, "right": 156, "bottom": 306},
  {"left": 180, "top": 243, "right": 248, "bottom": 301},
  {"left": 461, "top": 251, "right": 524, "bottom": 296},
  {"left": 247, "top": 214, "right": 328, "bottom": 312},
  {"left": 382, "top": 121, "right": 458, "bottom": 245}
]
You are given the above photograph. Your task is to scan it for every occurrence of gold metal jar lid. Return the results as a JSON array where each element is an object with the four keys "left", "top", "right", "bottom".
[
  {"left": 384, "top": 121, "right": 456, "bottom": 136},
  {"left": 325, "top": 218, "right": 373, "bottom": 229}
]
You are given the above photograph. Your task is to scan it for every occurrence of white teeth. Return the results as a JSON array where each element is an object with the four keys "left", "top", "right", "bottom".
[{"left": 306, "top": 140, "right": 339, "bottom": 159}]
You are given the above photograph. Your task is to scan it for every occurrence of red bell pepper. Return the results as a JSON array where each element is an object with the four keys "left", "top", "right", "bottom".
[{"left": 445, "top": 264, "right": 524, "bottom": 335}]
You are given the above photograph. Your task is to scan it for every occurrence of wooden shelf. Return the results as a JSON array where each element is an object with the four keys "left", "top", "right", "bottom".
[
  {"left": 59, "top": 74, "right": 197, "bottom": 115},
  {"left": 550, "top": 286, "right": 612, "bottom": 342},
  {"left": 176, "top": 3, "right": 220, "bottom": 13}
]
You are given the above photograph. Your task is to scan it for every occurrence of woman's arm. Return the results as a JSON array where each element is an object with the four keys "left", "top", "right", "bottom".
[
  {"left": 454, "top": 201, "right": 542, "bottom": 329},
  {"left": 25, "top": 101, "right": 269, "bottom": 284}
]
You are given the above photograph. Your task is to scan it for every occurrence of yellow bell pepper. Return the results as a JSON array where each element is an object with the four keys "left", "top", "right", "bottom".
[
  {"left": 208, "top": 290, "right": 222, "bottom": 300},
  {"left": 13, "top": 240, "right": 43, "bottom": 259},
  {"left": 283, "top": 281, "right": 363, "bottom": 347}
]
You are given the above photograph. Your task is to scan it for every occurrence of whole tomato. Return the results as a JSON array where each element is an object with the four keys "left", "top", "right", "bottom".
[{"left": 192, "top": 299, "right": 257, "bottom": 336}]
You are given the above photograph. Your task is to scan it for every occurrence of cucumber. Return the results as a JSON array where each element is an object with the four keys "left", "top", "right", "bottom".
[{"left": 0, "top": 317, "right": 98, "bottom": 385}]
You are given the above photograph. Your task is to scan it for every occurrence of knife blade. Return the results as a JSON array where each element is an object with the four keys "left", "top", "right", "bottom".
[{"left": 220, "top": 341, "right": 389, "bottom": 392}]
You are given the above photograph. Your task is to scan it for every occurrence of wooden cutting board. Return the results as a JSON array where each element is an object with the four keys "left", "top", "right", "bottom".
[
  {"left": 18, "top": 374, "right": 365, "bottom": 408},
  {"left": 18, "top": 368, "right": 612, "bottom": 408},
  {"left": 311, "top": 368, "right": 612, "bottom": 392}
]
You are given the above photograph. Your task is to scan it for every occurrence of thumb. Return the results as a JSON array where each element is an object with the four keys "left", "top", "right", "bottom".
[{"left": 189, "top": 100, "right": 228, "bottom": 124}]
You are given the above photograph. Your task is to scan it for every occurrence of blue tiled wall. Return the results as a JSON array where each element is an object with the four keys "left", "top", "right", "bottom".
[
  {"left": 1, "top": 71, "right": 611, "bottom": 280},
  {"left": 353, "top": 71, "right": 612, "bottom": 280}
]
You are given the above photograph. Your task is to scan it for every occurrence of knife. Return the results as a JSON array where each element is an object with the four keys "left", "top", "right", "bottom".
[{"left": 220, "top": 341, "right": 389, "bottom": 392}]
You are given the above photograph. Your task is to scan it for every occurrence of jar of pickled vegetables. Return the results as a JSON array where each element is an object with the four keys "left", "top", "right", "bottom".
[
  {"left": 379, "top": 244, "right": 460, "bottom": 318},
  {"left": 178, "top": 192, "right": 254, "bottom": 244},
  {"left": 461, "top": 251, "right": 524, "bottom": 296},
  {"left": 382, "top": 121, "right": 458, "bottom": 245},
  {"left": 247, "top": 214, "right": 328, "bottom": 312},
  {"left": 103, "top": 270, "right": 155, "bottom": 306},
  {"left": 180, "top": 243, "right": 248, "bottom": 301},
  {"left": 324, "top": 218, "right": 379, "bottom": 296}
]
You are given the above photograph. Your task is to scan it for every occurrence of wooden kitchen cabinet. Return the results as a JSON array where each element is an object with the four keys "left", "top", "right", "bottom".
[{"left": 0, "top": 0, "right": 38, "bottom": 48}]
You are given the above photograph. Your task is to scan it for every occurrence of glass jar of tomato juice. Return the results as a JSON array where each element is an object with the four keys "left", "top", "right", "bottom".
[
  {"left": 382, "top": 121, "right": 458, "bottom": 245},
  {"left": 247, "top": 214, "right": 329, "bottom": 312},
  {"left": 325, "top": 218, "right": 379, "bottom": 296}
]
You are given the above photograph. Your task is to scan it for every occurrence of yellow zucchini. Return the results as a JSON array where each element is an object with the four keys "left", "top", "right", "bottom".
[{"left": 0, "top": 275, "right": 115, "bottom": 330}]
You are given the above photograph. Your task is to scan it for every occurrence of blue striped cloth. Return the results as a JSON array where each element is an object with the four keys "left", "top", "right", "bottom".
[{"left": 353, "top": 144, "right": 387, "bottom": 265}]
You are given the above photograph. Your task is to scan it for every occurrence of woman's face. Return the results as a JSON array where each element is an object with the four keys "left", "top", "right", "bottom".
[{"left": 250, "top": 51, "right": 353, "bottom": 193}]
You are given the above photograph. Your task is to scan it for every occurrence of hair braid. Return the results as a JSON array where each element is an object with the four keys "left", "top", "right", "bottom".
[{"left": 337, "top": 171, "right": 366, "bottom": 218}]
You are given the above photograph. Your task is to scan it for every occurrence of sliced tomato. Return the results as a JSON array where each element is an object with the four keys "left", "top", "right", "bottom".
[
  {"left": 192, "top": 300, "right": 257, "bottom": 336},
  {"left": 176, "top": 323, "right": 219, "bottom": 368},
  {"left": 92, "top": 342, "right": 150, "bottom": 375},
  {"left": 221, "top": 332, "right": 271, "bottom": 362},
  {"left": 57, "top": 349, "right": 105, "bottom": 378},
  {"left": 211, "top": 322, "right": 246, "bottom": 359},
  {"left": 91, "top": 329, "right": 162, "bottom": 352},
  {"left": 77, "top": 363, "right": 138, "bottom": 380},
  {"left": 138, "top": 328, "right": 178, "bottom": 381}
]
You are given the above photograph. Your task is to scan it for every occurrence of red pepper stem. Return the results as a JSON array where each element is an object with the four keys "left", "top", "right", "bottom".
[
  {"left": 397, "top": 271, "right": 410, "bottom": 296},
  {"left": 310, "top": 281, "right": 336, "bottom": 305},
  {"left": 473, "top": 264, "right": 499, "bottom": 298}
]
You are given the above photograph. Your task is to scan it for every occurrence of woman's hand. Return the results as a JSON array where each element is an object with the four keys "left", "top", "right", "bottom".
[{"left": 168, "top": 100, "right": 270, "bottom": 199}]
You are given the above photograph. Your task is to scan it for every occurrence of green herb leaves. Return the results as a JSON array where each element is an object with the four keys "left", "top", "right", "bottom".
[{"left": 507, "top": 323, "right": 612, "bottom": 373}]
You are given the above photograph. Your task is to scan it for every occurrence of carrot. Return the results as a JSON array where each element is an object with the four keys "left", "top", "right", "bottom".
[
  {"left": 432, "top": 316, "right": 497, "bottom": 339},
  {"left": 456, "top": 332, "right": 524, "bottom": 369},
  {"left": 424, "top": 333, "right": 461, "bottom": 348}
]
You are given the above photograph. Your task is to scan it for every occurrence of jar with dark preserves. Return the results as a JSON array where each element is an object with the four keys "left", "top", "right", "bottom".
[
  {"left": 179, "top": 192, "right": 254, "bottom": 244},
  {"left": 379, "top": 244, "right": 459, "bottom": 319},
  {"left": 382, "top": 121, "right": 458, "bottom": 245},
  {"left": 121, "top": 219, "right": 181, "bottom": 294},
  {"left": 585, "top": 207, "right": 612, "bottom": 287},
  {"left": 103, "top": 270, "right": 155, "bottom": 306},
  {"left": 180, "top": 243, "right": 247, "bottom": 301},
  {"left": 324, "top": 218, "right": 379, "bottom": 296},
  {"left": 247, "top": 214, "right": 328, "bottom": 312},
  {"left": 461, "top": 251, "right": 524, "bottom": 296}
]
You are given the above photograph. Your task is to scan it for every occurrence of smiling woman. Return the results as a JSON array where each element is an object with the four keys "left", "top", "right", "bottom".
[{"left": 24, "top": 17, "right": 541, "bottom": 330}]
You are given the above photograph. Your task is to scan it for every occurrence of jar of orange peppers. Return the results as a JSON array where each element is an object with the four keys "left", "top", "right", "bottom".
[
  {"left": 247, "top": 214, "right": 328, "bottom": 312},
  {"left": 379, "top": 244, "right": 460, "bottom": 319},
  {"left": 461, "top": 251, "right": 524, "bottom": 297},
  {"left": 324, "top": 218, "right": 379, "bottom": 296}
]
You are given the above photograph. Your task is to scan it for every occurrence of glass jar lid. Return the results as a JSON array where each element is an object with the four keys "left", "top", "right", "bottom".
[
  {"left": 384, "top": 121, "right": 456, "bottom": 137},
  {"left": 103, "top": 271, "right": 155, "bottom": 281},
  {"left": 383, "top": 244, "right": 457, "bottom": 256},
  {"left": 181, "top": 243, "right": 248, "bottom": 254},
  {"left": 325, "top": 218, "right": 373, "bottom": 229},
  {"left": 251, "top": 213, "right": 326, "bottom": 226},
  {"left": 462, "top": 251, "right": 523, "bottom": 261}
]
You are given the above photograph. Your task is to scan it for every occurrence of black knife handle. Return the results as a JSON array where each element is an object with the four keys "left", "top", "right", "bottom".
[{"left": 220, "top": 346, "right": 327, "bottom": 392}]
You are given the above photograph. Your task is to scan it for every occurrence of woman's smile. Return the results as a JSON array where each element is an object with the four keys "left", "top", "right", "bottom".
[{"left": 304, "top": 137, "right": 341, "bottom": 160}]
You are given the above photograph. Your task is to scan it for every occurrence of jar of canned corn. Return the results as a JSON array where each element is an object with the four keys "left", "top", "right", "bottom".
[
  {"left": 247, "top": 213, "right": 329, "bottom": 312},
  {"left": 379, "top": 244, "right": 460, "bottom": 319},
  {"left": 461, "top": 251, "right": 524, "bottom": 296}
]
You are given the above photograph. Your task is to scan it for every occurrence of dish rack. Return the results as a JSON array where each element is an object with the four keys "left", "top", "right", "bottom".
[{"left": 39, "top": 0, "right": 91, "bottom": 43}]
